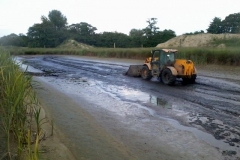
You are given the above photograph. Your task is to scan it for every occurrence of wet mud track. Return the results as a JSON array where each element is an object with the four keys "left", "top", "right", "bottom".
[{"left": 20, "top": 55, "right": 240, "bottom": 159}]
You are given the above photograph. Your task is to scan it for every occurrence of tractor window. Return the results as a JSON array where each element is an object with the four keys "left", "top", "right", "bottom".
[
  {"left": 166, "top": 53, "right": 175, "bottom": 62},
  {"left": 152, "top": 51, "right": 160, "bottom": 62},
  {"left": 160, "top": 51, "right": 175, "bottom": 65},
  {"left": 160, "top": 51, "right": 165, "bottom": 64}
]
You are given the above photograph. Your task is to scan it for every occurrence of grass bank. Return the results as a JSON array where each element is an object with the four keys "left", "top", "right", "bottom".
[
  {"left": 0, "top": 48, "right": 41, "bottom": 159},
  {"left": 6, "top": 46, "right": 240, "bottom": 66}
]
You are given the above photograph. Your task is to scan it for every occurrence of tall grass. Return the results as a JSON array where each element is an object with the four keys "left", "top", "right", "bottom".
[
  {"left": 9, "top": 47, "right": 153, "bottom": 59},
  {"left": 6, "top": 46, "right": 240, "bottom": 66},
  {"left": 211, "top": 38, "right": 240, "bottom": 47},
  {"left": 0, "top": 48, "right": 41, "bottom": 159},
  {"left": 177, "top": 47, "right": 240, "bottom": 65}
]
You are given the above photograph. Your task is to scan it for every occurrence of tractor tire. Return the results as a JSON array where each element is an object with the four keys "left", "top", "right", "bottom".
[
  {"left": 190, "top": 74, "right": 196, "bottom": 83},
  {"left": 161, "top": 68, "right": 176, "bottom": 85},
  {"left": 182, "top": 78, "right": 189, "bottom": 84},
  {"left": 182, "top": 75, "right": 196, "bottom": 84},
  {"left": 141, "top": 66, "right": 152, "bottom": 80}
]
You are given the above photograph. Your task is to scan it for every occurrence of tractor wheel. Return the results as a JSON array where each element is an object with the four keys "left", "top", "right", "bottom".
[
  {"left": 182, "top": 75, "right": 196, "bottom": 84},
  {"left": 141, "top": 66, "right": 152, "bottom": 80},
  {"left": 161, "top": 69, "right": 176, "bottom": 85},
  {"left": 182, "top": 78, "right": 189, "bottom": 84},
  {"left": 190, "top": 74, "right": 196, "bottom": 83}
]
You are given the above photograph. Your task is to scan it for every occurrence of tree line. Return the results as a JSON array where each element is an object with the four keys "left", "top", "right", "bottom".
[
  {"left": 207, "top": 13, "right": 240, "bottom": 34},
  {"left": 185, "top": 12, "right": 240, "bottom": 35},
  {"left": 1, "top": 10, "right": 240, "bottom": 48},
  {"left": 0, "top": 10, "right": 176, "bottom": 48}
]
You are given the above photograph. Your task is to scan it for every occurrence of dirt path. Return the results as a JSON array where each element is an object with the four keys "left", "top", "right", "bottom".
[
  {"left": 18, "top": 55, "right": 240, "bottom": 160},
  {"left": 34, "top": 79, "right": 137, "bottom": 160}
]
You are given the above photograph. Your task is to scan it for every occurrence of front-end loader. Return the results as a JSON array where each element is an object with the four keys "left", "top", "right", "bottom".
[{"left": 126, "top": 49, "right": 197, "bottom": 85}]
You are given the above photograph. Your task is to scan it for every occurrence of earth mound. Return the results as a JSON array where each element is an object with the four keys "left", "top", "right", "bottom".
[
  {"left": 57, "top": 39, "right": 93, "bottom": 49},
  {"left": 156, "top": 33, "right": 240, "bottom": 48}
]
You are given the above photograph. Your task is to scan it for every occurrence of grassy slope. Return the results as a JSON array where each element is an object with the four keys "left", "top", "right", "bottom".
[{"left": 57, "top": 39, "right": 93, "bottom": 49}]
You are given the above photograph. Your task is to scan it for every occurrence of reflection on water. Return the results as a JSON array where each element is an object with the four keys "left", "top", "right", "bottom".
[
  {"left": 150, "top": 95, "right": 166, "bottom": 106},
  {"left": 105, "top": 85, "right": 173, "bottom": 109},
  {"left": 149, "top": 95, "right": 172, "bottom": 109}
]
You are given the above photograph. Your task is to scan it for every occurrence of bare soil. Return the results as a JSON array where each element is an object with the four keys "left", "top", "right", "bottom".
[{"left": 156, "top": 33, "right": 240, "bottom": 48}]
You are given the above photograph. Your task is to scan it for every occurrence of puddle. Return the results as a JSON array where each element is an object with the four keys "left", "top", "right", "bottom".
[
  {"left": 149, "top": 95, "right": 172, "bottom": 109},
  {"left": 188, "top": 113, "right": 240, "bottom": 153},
  {"left": 97, "top": 84, "right": 172, "bottom": 108},
  {"left": 14, "top": 57, "right": 43, "bottom": 73},
  {"left": 159, "top": 116, "right": 240, "bottom": 156}
]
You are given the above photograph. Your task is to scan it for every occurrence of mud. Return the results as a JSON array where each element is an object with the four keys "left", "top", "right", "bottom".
[{"left": 16, "top": 55, "right": 240, "bottom": 160}]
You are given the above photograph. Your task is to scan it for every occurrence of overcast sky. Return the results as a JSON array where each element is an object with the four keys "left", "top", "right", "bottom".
[{"left": 0, "top": 0, "right": 240, "bottom": 37}]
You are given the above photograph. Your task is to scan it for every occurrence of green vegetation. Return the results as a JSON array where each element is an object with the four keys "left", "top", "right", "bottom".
[
  {"left": 176, "top": 47, "right": 240, "bottom": 65},
  {"left": 0, "top": 48, "right": 41, "bottom": 159},
  {"left": 207, "top": 13, "right": 240, "bottom": 34},
  {"left": 1, "top": 11, "right": 240, "bottom": 49},
  {"left": 5, "top": 45, "right": 240, "bottom": 66},
  {"left": 211, "top": 38, "right": 240, "bottom": 47},
  {"left": 0, "top": 10, "right": 176, "bottom": 48},
  {"left": 8, "top": 47, "right": 153, "bottom": 59},
  {"left": 183, "top": 30, "right": 205, "bottom": 35}
]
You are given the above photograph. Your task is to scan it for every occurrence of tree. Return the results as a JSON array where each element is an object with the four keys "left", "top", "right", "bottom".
[
  {"left": 27, "top": 10, "right": 68, "bottom": 47},
  {"left": 143, "top": 18, "right": 159, "bottom": 38},
  {"left": 207, "top": 17, "right": 222, "bottom": 34},
  {"left": 142, "top": 18, "right": 161, "bottom": 47},
  {"left": 158, "top": 30, "right": 176, "bottom": 43},
  {"left": 0, "top": 33, "right": 28, "bottom": 47},
  {"left": 207, "top": 13, "right": 240, "bottom": 34},
  {"left": 95, "top": 32, "right": 131, "bottom": 48},
  {"left": 0, "top": 33, "right": 17, "bottom": 46},
  {"left": 68, "top": 22, "right": 97, "bottom": 45},
  {"left": 184, "top": 30, "right": 205, "bottom": 35},
  {"left": 129, "top": 29, "right": 145, "bottom": 47},
  {"left": 140, "top": 18, "right": 176, "bottom": 47},
  {"left": 221, "top": 13, "right": 240, "bottom": 33},
  {"left": 48, "top": 10, "right": 67, "bottom": 29},
  {"left": 17, "top": 34, "right": 28, "bottom": 46}
]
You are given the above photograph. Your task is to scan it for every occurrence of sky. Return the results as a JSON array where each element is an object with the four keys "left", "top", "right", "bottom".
[{"left": 0, "top": 0, "right": 240, "bottom": 37}]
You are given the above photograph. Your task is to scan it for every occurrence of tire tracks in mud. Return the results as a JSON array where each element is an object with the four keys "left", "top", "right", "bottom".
[
  {"left": 24, "top": 56, "right": 240, "bottom": 157},
  {"left": 42, "top": 56, "right": 127, "bottom": 76},
  {"left": 26, "top": 56, "right": 240, "bottom": 123}
]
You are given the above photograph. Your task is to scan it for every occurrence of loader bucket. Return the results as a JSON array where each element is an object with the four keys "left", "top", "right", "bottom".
[{"left": 126, "top": 65, "right": 143, "bottom": 77}]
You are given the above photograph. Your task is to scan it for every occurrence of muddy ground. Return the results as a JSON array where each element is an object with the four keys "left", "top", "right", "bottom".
[{"left": 15, "top": 55, "right": 240, "bottom": 160}]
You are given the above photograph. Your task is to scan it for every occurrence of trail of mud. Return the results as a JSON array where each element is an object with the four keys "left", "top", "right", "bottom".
[{"left": 20, "top": 55, "right": 240, "bottom": 159}]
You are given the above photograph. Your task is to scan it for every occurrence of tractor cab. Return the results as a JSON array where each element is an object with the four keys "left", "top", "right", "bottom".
[{"left": 150, "top": 49, "right": 177, "bottom": 76}]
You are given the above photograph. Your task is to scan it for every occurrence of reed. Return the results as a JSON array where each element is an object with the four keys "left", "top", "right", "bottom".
[{"left": 0, "top": 48, "right": 41, "bottom": 159}]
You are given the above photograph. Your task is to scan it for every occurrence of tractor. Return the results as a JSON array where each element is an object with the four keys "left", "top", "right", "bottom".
[{"left": 126, "top": 49, "right": 197, "bottom": 85}]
